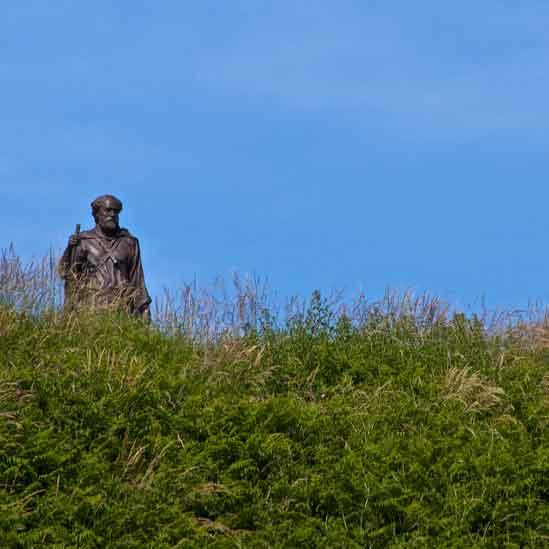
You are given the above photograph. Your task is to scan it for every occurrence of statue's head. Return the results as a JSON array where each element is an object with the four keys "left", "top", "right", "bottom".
[{"left": 91, "top": 194, "right": 123, "bottom": 234}]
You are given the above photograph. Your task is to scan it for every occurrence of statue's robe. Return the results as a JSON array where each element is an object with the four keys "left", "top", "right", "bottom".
[{"left": 58, "top": 227, "right": 151, "bottom": 317}]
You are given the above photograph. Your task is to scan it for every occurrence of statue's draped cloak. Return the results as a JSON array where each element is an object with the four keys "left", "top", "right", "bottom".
[{"left": 58, "top": 227, "right": 151, "bottom": 315}]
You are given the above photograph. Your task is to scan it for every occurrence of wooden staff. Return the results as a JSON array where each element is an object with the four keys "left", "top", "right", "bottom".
[{"left": 64, "top": 224, "right": 81, "bottom": 308}]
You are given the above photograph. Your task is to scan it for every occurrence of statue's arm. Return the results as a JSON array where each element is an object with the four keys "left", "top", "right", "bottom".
[
  {"left": 58, "top": 242, "right": 74, "bottom": 279},
  {"left": 58, "top": 237, "right": 85, "bottom": 279},
  {"left": 129, "top": 238, "right": 152, "bottom": 317}
]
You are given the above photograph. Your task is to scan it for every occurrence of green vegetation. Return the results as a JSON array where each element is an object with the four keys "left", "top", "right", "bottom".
[{"left": 1, "top": 251, "right": 549, "bottom": 547}]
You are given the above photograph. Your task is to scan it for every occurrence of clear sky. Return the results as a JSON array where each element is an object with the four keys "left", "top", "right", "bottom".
[{"left": 2, "top": 2, "right": 549, "bottom": 311}]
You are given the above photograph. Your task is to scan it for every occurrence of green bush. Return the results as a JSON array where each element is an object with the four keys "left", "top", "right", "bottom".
[{"left": 1, "top": 299, "right": 549, "bottom": 547}]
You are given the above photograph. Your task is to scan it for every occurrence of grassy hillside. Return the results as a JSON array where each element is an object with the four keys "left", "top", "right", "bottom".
[
  {"left": 1, "top": 250, "right": 549, "bottom": 547},
  {"left": 2, "top": 300, "right": 549, "bottom": 548}
]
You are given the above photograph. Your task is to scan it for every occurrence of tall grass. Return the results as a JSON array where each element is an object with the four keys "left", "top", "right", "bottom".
[
  {"left": 0, "top": 246, "right": 62, "bottom": 315},
  {"left": 2, "top": 245, "right": 548, "bottom": 342}
]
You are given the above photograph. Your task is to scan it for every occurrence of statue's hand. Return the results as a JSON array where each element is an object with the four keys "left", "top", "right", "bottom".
[
  {"left": 68, "top": 234, "right": 80, "bottom": 248},
  {"left": 141, "top": 305, "right": 151, "bottom": 323}
]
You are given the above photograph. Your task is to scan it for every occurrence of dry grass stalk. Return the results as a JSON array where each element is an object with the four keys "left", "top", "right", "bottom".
[
  {"left": 138, "top": 441, "right": 174, "bottom": 489},
  {"left": 443, "top": 367, "right": 505, "bottom": 413},
  {"left": 195, "top": 517, "right": 245, "bottom": 535}
]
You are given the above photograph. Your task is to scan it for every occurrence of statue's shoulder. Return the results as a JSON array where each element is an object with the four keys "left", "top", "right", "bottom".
[
  {"left": 119, "top": 228, "right": 139, "bottom": 243},
  {"left": 78, "top": 229, "right": 98, "bottom": 240}
]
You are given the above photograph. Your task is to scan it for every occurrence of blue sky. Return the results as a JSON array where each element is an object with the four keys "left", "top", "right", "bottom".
[{"left": 2, "top": 2, "right": 549, "bottom": 310}]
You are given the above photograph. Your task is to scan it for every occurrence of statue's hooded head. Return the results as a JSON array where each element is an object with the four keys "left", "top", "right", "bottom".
[{"left": 91, "top": 194, "right": 123, "bottom": 234}]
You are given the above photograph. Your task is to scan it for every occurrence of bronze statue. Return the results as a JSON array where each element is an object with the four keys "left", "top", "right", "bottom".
[{"left": 58, "top": 194, "right": 151, "bottom": 319}]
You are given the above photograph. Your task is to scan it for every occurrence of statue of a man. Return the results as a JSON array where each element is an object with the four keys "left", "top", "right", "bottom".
[{"left": 58, "top": 194, "right": 151, "bottom": 319}]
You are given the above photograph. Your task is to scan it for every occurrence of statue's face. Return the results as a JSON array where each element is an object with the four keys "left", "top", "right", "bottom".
[{"left": 95, "top": 200, "right": 120, "bottom": 232}]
